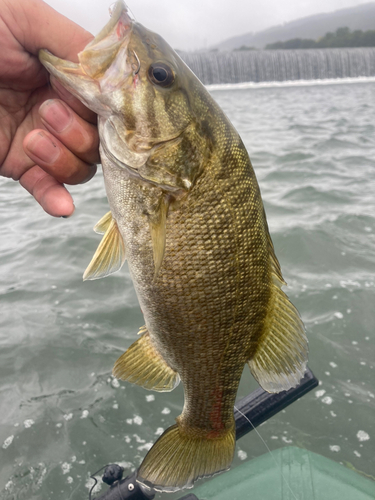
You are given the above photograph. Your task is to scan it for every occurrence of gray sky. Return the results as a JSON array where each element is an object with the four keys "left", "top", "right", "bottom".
[{"left": 45, "top": 0, "right": 373, "bottom": 51}]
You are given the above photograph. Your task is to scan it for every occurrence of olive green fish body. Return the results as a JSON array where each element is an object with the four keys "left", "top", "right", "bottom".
[
  {"left": 39, "top": 1, "right": 308, "bottom": 492},
  {"left": 103, "top": 124, "right": 269, "bottom": 428}
]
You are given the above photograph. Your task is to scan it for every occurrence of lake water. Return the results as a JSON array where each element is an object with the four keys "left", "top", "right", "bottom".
[{"left": 1, "top": 81, "right": 374, "bottom": 499}]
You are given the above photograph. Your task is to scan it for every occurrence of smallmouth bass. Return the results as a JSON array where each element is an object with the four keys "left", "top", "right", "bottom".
[{"left": 39, "top": 1, "right": 308, "bottom": 492}]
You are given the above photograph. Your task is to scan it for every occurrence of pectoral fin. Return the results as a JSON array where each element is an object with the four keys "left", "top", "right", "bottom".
[
  {"left": 83, "top": 215, "right": 125, "bottom": 280},
  {"left": 149, "top": 195, "right": 169, "bottom": 279},
  {"left": 93, "top": 211, "right": 112, "bottom": 234},
  {"left": 113, "top": 327, "right": 180, "bottom": 392}
]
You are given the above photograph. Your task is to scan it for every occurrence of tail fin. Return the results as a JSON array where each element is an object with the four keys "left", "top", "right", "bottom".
[{"left": 137, "top": 423, "right": 235, "bottom": 492}]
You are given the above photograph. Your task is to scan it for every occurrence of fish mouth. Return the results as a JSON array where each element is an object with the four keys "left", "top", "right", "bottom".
[{"left": 39, "top": 0, "right": 134, "bottom": 101}]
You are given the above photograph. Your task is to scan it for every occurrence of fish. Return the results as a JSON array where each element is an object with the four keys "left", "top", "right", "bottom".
[{"left": 39, "top": 0, "right": 308, "bottom": 492}]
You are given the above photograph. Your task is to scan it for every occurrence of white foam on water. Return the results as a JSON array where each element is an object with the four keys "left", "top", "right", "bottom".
[
  {"left": 329, "top": 445, "right": 341, "bottom": 452},
  {"left": 133, "top": 415, "right": 143, "bottom": 425},
  {"left": 24, "top": 419, "right": 35, "bottom": 428},
  {"left": 357, "top": 430, "right": 370, "bottom": 442},
  {"left": 282, "top": 436, "right": 293, "bottom": 444},
  {"left": 111, "top": 378, "right": 120, "bottom": 388},
  {"left": 2, "top": 435, "right": 14, "bottom": 449},
  {"left": 133, "top": 434, "right": 146, "bottom": 443},
  {"left": 315, "top": 389, "right": 326, "bottom": 398},
  {"left": 207, "top": 76, "right": 375, "bottom": 91},
  {"left": 85, "top": 477, "right": 102, "bottom": 494},
  {"left": 137, "top": 442, "right": 153, "bottom": 451},
  {"left": 61, "top": 462, "right": 72, "bottom": 474},
  {"left": 5, "top": 480, "right": 13, "bottom": 491},
  {"left": 237, "top": 450, "right": 248, "bottom": 460}
]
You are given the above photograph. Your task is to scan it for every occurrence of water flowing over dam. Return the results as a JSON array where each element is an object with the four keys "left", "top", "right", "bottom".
[{"left": 179, "top": 48, "right": 375, "bottom": 85}]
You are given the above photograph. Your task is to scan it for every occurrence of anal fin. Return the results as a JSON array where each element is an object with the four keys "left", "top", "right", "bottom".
[
  {"left": 248, "top": 284, "right": 308, "bottom": 393},
  {"left": 112, "top": 327, "right": 180, "bottom": 392}
]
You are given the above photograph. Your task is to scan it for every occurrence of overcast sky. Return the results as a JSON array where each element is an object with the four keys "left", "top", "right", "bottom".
[{"left": 45, "top": 0, "right": 373, "bottom": 51}]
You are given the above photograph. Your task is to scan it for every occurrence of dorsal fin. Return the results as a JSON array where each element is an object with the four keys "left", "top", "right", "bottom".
[
  {"left": 83, "top": 215, "right": 125, "bottom": 280},
  {"left": 248, "top": 218, "right": 307, "bottom": 392},
  {"left": 267, "top": 231, "right": 286, "bottom": 287},
  {"left": 248, "top": 282, "right": 308, "bottom": 393},
  {"left": 264, "top": 209, "right": 286, "bottom": 286}
]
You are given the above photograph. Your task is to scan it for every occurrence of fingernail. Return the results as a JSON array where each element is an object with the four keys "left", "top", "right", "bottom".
[
  {"left": 27, "top": 131, "right": 60, "bottom": 163},
  {"left": 39, "top": 100, "right": 72, "bottom": 133},
  {"left": 61, "top": 204, "right": 75, "bottom": 218}
]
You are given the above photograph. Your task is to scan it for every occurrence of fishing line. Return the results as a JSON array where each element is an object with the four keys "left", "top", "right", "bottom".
[{"left": 233, "top": 405, "right": 299, "bottom": 500}]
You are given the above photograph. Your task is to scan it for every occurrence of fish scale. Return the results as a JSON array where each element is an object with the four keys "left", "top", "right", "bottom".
[{"left": 39, "top": 0, "right": 308, "bottom": 492}]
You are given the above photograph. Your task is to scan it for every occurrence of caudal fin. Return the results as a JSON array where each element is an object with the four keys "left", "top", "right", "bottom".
[{"left": 137, "top": 423, "right": 235, "bottom": 492}]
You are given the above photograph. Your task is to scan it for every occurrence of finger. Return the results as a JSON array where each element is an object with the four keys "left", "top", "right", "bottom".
[
  {"left": 38, "top": 99, "right": 99, "bottom": 164},
  {"left": 23, "top": 130, "right": 97, "bottom": 186},
  {"left": 12, "top": 0, "right": 94, "bottom": 62},
  {"left": 19, "top": 164, "right": 75, "bottom": 218},
  {"left": 50, "top": 77, "right": 97, "bottom": 125}
]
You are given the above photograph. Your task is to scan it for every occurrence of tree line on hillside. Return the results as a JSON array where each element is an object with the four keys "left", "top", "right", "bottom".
[{"left": 264, "top": 27, "right": 375, "bottom": 50}]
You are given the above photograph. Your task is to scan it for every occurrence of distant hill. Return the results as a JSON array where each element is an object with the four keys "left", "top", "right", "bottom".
[{"left": 215, "top": 2, "right": 375, "bottom": 50}]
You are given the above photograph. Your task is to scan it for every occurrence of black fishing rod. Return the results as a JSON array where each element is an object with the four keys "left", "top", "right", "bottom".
[{"left": 89, "top": 367, "right": 318, "bottom": 500}]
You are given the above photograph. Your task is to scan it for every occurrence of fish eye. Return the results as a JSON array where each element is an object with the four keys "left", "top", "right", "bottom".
[{"left": 148, "top": 63, "right": 174, "bottom": 87}]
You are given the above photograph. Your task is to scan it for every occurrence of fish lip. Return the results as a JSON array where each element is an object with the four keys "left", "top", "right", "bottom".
[
  {"left": 39, "top": 49, "right": 85, "bottom": 75},
  {"left": 82, "top": 0, "right": 133, "bottom": 52},
  {"left": 39, "top": 1, "right": 133, "bottom": 75},
  {"left": 77, "top": 0, "right": 134, "bottom": 86}
]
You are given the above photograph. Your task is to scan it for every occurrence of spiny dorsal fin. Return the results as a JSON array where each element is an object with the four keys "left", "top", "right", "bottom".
[
  {"left": 112, "top": 326, "right": 180, "bottom": 392},
  {"left": 83, "top": 217, "right": 125, "bottom": 280},
  {"left": 248, "top": 283, "right": 308, "bottom": 393},
  {"left": 149, "top": 195, "right": 169, "bottom": 279},
  {"left": 93, "top": 211, "right": 112, "bottom": 234}
]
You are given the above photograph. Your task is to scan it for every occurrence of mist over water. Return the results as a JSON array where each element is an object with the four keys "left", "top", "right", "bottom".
[{"left": 1, "top": 81, "right": 374, "bottom": 499}]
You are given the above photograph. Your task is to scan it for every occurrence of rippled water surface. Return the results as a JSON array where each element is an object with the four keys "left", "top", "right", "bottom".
[{"left": 1, "top": 82, "right": 374, "bottom": 499}]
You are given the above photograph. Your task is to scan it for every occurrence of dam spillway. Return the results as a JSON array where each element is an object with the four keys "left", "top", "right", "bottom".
[{"left": 179, "top": 48, "right": 375, "bottom": 85}]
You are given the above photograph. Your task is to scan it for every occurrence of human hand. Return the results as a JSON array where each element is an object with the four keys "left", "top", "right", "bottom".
[{"left": 0, "top": 0, "right": 100, "bottom": 217}]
